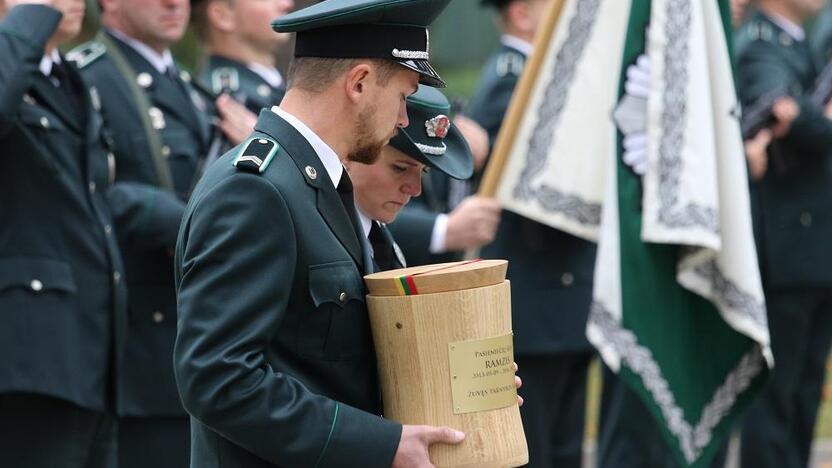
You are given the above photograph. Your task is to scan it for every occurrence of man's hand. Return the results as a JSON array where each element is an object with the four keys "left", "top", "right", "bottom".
[
  {"left": 514, "top": 361, "right": 523, "bottom": 407},
  {"left": 392, "top": 425, "right": 465, "bottom": 468},
  {"left": 444, "top": 196, "right": 501, "bottom": 252},
  {"left": 215, "top": 94, "right": 258, "bottom": 146},
  {"left": 745, "top": 128, "right": 772, "bottom": 181},
  {"left": 453, "top": 115, "right": 489, "bottom": 171},
  {"left": 771, "top": 96, "right": 798, "bottom": 137}
]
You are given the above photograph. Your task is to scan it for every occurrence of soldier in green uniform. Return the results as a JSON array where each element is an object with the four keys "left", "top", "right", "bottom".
[
  {"left": 0, "top": 1, "right": 127, "bottom": 467},
  {"left": 69, "top": 0, "right": 215, "bottom": 466},
  {"left": 386, "top": 104, "right": 500, "bottom": 267},
  {"left": 349, "top": 85, "right": 475, "bottom": 271},
  {"left": 192, "top": 0, "right": 294, "bottom": 115},
  {"left": 172, "top": 1, "right": 481, "bottom": 467},
  {"left": 735, "top": 1, "right": 832, "bottom": 467},
  {"left": 465, "top": 1, "right": 596, "bottom": 467}
]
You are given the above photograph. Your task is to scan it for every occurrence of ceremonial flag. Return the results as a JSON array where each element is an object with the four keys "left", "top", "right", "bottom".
[{"left": 479, "top": 0, "right": 773, "bottom": 466}]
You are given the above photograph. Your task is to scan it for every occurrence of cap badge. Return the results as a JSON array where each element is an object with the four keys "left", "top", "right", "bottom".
[{"left": 425, "top": 115, "right": 450, "bottom": 139}]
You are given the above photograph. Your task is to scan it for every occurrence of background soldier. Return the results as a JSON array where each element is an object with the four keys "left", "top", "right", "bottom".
[
  {"left": 172, "top": 1, "right": 482, "bottom": 467},
  {"left": 193, "top": 0, "right": 294, "bottom": 116},
  {"left": 0, "top": 1, "right": 127, "bottom": 467},
  {"left": 70, "top": 0, "right": 213, "bottom": 466},
  {"left": 466, "top": 1, "right": 595, "bottom": 467},
  {"left": 736, "top": 0, "right": 832, "bottom": 467}
]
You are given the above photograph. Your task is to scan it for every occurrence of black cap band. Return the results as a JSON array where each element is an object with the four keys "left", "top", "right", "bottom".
[{"left": 295, "top": 24, "right": 428, "bottom": 59}]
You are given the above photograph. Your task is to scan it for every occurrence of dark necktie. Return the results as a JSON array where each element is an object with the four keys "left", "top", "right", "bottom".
[
  {"left": 336, "top": 172, "right": 360, "bottom": 229},
  {"left": 369, "top": 222, "right": 395, "bottom": 272}
]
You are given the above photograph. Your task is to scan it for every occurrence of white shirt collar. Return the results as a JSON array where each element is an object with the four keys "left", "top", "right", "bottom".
[
  {"left": 108, "top": 28, "right": 176, "bottom": 73},
  {"left": 39, "top": 49, "right": 61, "bottom": 77},
  {"left": 766, "top": 13, "right": 805, "bottom": 42},
  {"left": 501, "top": 34, "right": 533, "bottom": 57},
  {"left": 270, "top": 106, "right": 343, "bottom": 188},
  {"left": 248, "top": 63, "right": 284, "bottom": 89},
  {"left": 357, "top": 210, "right": 374, "bottom": 240}
]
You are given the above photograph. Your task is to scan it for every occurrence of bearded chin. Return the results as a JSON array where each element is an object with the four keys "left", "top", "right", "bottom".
[
  {"left": 348, "top": 139, "right": 385, "bottom": 165},
  {"left": 348, "top": 104, "right": 388, "bottom": 164}
]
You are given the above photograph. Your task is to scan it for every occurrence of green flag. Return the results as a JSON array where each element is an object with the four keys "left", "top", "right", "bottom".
[
  {"left": 591, "top": 0, "right": 772, "bottom": 466},
  {"left": 486, "top": 0, "right": 772, "bottom": 465}
]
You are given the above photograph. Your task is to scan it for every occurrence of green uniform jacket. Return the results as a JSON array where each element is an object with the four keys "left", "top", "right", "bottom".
[
  {"left": 736, "top": 13, "right": 832, "bottom": 288},
  {"left": 75, "top": 29, "right": 210, "bottom": 417},
  {"left": 469, "top": 42, "right": 595, "bottom": 355},
  {"left": 200, "top": 55, "right": 286, "bottom": 115},
  {"left": 0, "top": 5, "right": 127, "bottom": 411},
  {"left": 174, "top": 110, "right": 401, "bottom": 468}
]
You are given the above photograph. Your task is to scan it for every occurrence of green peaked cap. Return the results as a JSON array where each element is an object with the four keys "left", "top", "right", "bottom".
[
  {"left": 390, "top": 85, "right": 474, "bottom": 180},
  {"left": 273, "top": 0, "right": 451, "bottom": 87}
]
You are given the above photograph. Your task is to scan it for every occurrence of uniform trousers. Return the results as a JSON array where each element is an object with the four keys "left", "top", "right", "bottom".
[
  {"left": 118, "top": 415, "right": 190, "bottom": 468},
  {"left": 517, "top": 352, "right": 593, "bottom": 468},
  {"left": 741, "top": 287, "right": 832, "bottom": 468},
  {"left": 0, "top": 392, "right": 116, "bottom": 468}
]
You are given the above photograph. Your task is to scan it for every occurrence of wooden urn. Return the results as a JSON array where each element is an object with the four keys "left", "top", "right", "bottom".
[{"left": 364, "top": 260, "right": 528, "bottom": 468}]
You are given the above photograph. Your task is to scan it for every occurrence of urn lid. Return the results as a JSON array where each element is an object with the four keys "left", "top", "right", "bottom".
[{"left": 364, "top": 259, "right": 507, "bottom": 296}]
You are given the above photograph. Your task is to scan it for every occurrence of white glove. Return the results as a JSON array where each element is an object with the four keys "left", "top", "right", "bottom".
[
  {"left": 615, "top": 53, "right": 651, "bottom": 175},
  {"left": 622, "top": 132, "right": 648, "bottom": 175}
]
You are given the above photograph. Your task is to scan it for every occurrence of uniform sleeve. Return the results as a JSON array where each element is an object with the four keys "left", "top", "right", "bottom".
[
  {"left": 0, "top": 5, "right": 61, "bottom": 137},
  {"left": 106, "top": 182, "right": 187, "bottom": 250},
  {"left": 737, "top": 42, "right": 832, "bottom": 157},
  {"left": 174, "top": 174, "right": 401, "bottom": 468}
]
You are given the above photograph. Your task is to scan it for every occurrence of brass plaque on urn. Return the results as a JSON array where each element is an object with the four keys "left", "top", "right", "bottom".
[{"left": 448, "top": 333, "right": 517, "bottom": 414}]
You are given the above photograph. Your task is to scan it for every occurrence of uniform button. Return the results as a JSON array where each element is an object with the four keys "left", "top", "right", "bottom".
[
  {"left": 152, "top": 311, "right": 164, "bottom": 323},
  {"left": 88, "top": 181, "right": 97, "bottom": 194},
  {"left": 339, "top": 292, "right": 347, "bottom": 303},
  {"left": 113, "top": 271, "right": 121, "bottom": 283},
  {"left": 30, "top": 279, "right": 43, "bottom": 292},
  {"left": 40, "top": 116, "right": 49, "bottom": 128},
  {"left": 800, "top": 212, "right": 813, "bottom": 227},
  {"left": 561, "top": 272, "right": 575, "bottom": 287},
  {"left": 104, "top": 224, "right": 112, "bottom": 235},
  {"left": 161, "top": 146, "right": 171, "bottom": 158}
]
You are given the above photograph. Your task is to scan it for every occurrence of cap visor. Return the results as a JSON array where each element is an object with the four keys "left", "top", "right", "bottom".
[
  {"left": 397, "top": 59, "right": 446, "bottom": 88},
  {"left": 392, "top": 126, "right": 473, "bottom": 180}
]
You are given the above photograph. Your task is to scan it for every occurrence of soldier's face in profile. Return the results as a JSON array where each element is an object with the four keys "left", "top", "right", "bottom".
[
  {"left": 104, "top": 0, "right": 190, "bottom": 48},
  {"left": 233, "top": 0, "right": 295, "bottom": 52},
  {"left": 348, "top": 66, "right": 419, "bottom": 165},
  {"left": 347, "top": 146, "right": 424, "bottom": 223},
  {"left": 46, "top": 0, "right": 86, "bottom": 43}
]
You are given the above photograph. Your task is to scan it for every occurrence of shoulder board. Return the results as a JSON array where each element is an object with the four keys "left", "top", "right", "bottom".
[
  {"left": 233, "top": 137, "right": 280, "bottom": 174},
  {"left": 740, "top": 20, "right": 777, "bottom": 45},
  {"left": 211, "top": 67, "right": 240, "bottom": 94},
  {"left": 67, "top": 41, "right": 106, "bottom": 69},
  {"left": 496, "top": 51, "right": 525, "bottom": 78}
]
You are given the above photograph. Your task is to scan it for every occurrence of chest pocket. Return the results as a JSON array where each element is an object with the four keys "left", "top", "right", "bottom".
[
  {"left": 0, "top": 257, "right": 77, "bottom": 296},
  {"left": 302, "top": 260, "right": 369, "bottom": 361},
  {"left": 19, "top": 105, "right": 65, "bottom": 134}
]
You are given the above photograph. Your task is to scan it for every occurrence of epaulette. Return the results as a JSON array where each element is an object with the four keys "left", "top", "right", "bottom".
[
  {"left": 496, "top": 51, "right": 525, "bottom": 78},
  {"left": 211, "top": 67, "right": 240, "bottom": 94},
  {"left": 742, "top": 20, "right": 776, "bottom": 45},
  {"left": 233, "top": 137, "right": 279, "bottom": 174},
  {"left": 67, "top": 41, "right": 106, "bottom": 69}
]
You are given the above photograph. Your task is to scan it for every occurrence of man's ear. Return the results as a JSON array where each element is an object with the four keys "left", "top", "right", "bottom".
[
  {"left": 207, "top": 0, "right": 236, "bottom": 34},
  {"left": 344, "top": 62, "right": 372, "bottom": 104}
]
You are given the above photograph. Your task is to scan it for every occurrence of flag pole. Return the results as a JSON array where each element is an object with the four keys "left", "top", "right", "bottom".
[
  {"left": 476, "top": 0, "right": 568, "bottom": 198},
  {"left": 465, "top": 0, "right": 567, "bottom": 260}
]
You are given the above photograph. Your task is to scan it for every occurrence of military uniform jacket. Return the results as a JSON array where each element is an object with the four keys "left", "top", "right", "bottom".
[
  {"left": 389, "top": 170, "right": 459, "bottom": 266},
  {"left": 469, "top": 42, "right": 596, "bottom": 355},
  {"left": 201, "top": 54, "right": 286, "bottom": 115},
  {"left": 736, "top": 13, "right": 832, "bottom": 289},
  {"left": 0, "top": 5, "right": 126, "bottom": 411},
  {"left": 74, "top": 29, "right": 210, "bottom": 417},
  {"left": 174, "top": 110, "right": 401, "bottom": 468}
]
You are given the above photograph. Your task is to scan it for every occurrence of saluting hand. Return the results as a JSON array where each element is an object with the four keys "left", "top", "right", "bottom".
[
  {"left": 215, "top": 94, "right": 258, "bottom": 146},
  {"left": 453, "top": 115, "right": 489, "bottom": 171}
]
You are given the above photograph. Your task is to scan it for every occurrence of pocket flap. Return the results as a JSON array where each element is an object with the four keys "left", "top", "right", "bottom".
[
  {"left": 308, "top": 261, "right": 365, "bottom": 308},
  {"left": 0, "top": 257, "right": 77, "bottom": 294}
]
